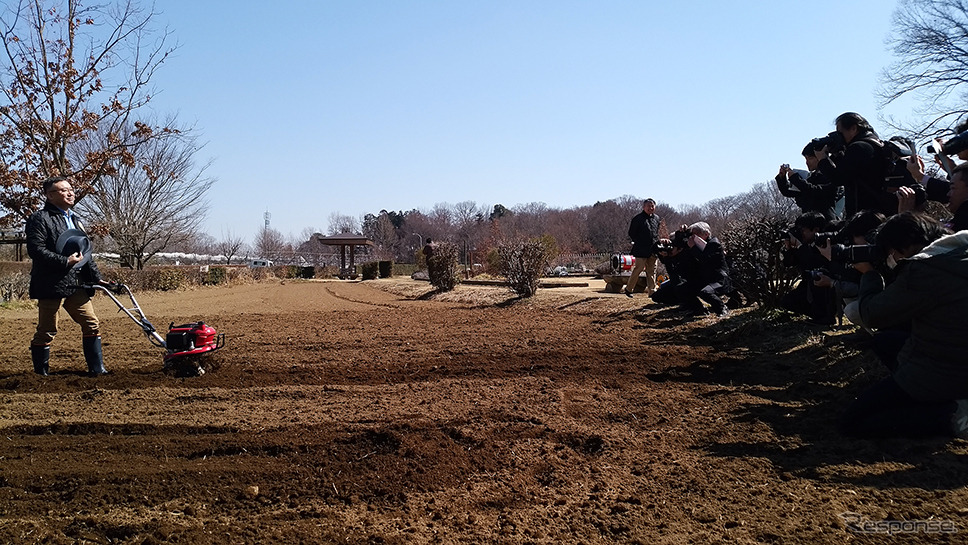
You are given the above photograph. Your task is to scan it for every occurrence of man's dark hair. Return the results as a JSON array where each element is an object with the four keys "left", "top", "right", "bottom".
[
  {"left": 42, "top": 176, "right": 69, "bottom": 194},
  {"left": 955, "top": 116, "right": 968, "bottom": 134},
  {"left": 875, "top": 212, "right": 948, "bottom": 254},
  {"left": 643, "top": 198, "right": 656, "bottom": 206},
  {"left": 793, "top": 211, "right": 828, "bottom": 231},
  {"left": 835, "top": 112, "right": 876, "bottom": 136},
  {"left": 842, "top": 209, "right": 886, "bottom": 241},
  {"left": 801, "top": 140, "right": 819, "bottom": 157}
]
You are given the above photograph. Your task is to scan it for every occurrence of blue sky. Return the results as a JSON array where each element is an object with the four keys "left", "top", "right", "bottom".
[{"left": 145, "top": 1, "right": 908, "bottom": 242}]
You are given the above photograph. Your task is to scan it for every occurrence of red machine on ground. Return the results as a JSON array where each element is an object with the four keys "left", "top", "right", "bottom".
[{"left": 87, "top": 283, "right": 225, "bottom": 375}]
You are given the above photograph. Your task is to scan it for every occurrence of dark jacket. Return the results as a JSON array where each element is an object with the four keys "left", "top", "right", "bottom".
[
  {"left": 775, "top": 169, "right": 843, "bottom": 221},
  {"left": 685, "top": 236, "right": 731, "bottom": 291},
  {"left": 918, "top": 175, "right": 968, "bottom": 231},
  {"left": 628, "top": 212, "right": 660, "bottom": 258},
  {"left": 818, "top": 133, "right": 896, "bottom": 218},
  {"left": 952, "top": 205, "right": 968, "bottom": 233},
  {"left": 26, "top": 202, "right": 102, "bottom": 299},
  {"left": 858, "top": 232, "right": 968, "bottom": 401}
]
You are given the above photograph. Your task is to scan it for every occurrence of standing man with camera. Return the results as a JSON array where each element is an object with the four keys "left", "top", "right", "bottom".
[
  {"left": 815, "top": 112, "right": 898, "bottom": 218},
  {"left": 26, "top": 176, "right": 109, "bottom": 377},
  {"left": 624, "top": 198, "right": 661, "bottom": 297},
  {"left": 775, "top": 140, "right": 843, "bottom": 221}
]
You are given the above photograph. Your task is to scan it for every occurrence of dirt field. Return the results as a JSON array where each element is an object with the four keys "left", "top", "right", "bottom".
[{"left": 1, "top": 277, "right": 966, "bottom": 544}]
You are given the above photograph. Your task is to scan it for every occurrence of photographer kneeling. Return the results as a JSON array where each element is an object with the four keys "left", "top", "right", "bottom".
[
  {"left": 840, "top": 212, "right": 968, "bottom": 438},
  {"left": 651, "top": 226, "right": 694, "bottom": 306},
  {"left": 676, "top": 222, "right": 731, "bottom": 317},
  {"left": 780, "top": 212, "right": 839, "bottom": 325}
]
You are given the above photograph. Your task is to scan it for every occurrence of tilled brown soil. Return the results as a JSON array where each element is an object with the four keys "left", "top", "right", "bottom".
[{"left": 1, "top": 278, "right": 966, "bottom": 544}]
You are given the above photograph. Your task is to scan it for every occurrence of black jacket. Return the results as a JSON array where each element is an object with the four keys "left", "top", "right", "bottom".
[
  {"left": 628, "top": 212, "right": 660, "bottom": 258},
  {"left": 953, "top": 205, "right": 968, "bottom": 233},
  {"left": 818, "top": 133, "right": 897, "bottom": 217},
  {"left": 684, "top": 236, "right": 731, "bottom": 291},
  {"left": 26, "top": 202, "right": 102, "bottom": 299},
  {"left": 776, "top": 169, "right": 843, "bottom": 221}
]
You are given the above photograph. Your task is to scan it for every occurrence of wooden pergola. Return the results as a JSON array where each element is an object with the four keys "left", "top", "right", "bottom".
[
  {"left": 314, "top": 233, "right": 374, "bottom": 279},
  {"left": 0, "top": 228, "right": 27, "bottom": 261}
]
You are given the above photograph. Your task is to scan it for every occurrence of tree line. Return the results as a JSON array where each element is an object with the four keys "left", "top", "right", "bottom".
[{"left": 2, "top": 0, "right": 967, "bottom": 269}]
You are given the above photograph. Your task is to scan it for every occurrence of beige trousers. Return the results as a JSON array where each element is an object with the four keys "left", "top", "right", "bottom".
[
  {"left": 625, "top": 255, "right": 658, "bottom": 294},
  {"left": 32, "top": 291, "right": 100, "bottom": 346}
]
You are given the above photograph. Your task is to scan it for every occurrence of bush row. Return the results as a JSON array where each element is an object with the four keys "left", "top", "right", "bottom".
[{"left": 0, "top": 262, "right": 356, "bottom": 300}]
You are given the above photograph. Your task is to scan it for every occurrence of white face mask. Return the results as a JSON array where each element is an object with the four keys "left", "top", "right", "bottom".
[{"left": 886, "top": 254, "right": 898, "bottom": 269}]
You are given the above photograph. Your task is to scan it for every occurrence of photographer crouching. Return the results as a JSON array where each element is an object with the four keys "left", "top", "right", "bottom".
[
  {"left": 840, "top": 212, "right": 968, "bottom": 438},
  {"left": 651, "top": 226, "right": 694, "bottom": 306},
  {"left": 676, "top": 222, "right": 732, "bottom": 317},
  {"left": 779, "top": 212, "right": 840, "bottom": 326},
  {"left": 824, "top": 210, "right": 887, "bottom": 334}
]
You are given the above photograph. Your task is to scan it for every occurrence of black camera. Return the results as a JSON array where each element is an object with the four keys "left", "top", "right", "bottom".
[
  {"left": 777, "top": 225, "right": 801, "bottom": 244},
  {"left": 809, "top": 269, "right": 825, "bottom": 281},
  {"left": 881, "top": 138, "right": 918, "bottom": 190},
  {"left": 814, "top": 231, "right": 841, "bottom": 246},
  {"left": 812, "top": 131, "right": 846, "bottom": 154},
  {"left": 884, "top": 159, "right": 917, "bottom": 189},
  {"left": 830, "top": 243, "right": 886, "bottom": 263},
  {"left": 884, "top": 138, "right": 915, "bottom": 159},
  {"left": 926, "top": 130, "right": 968, "bottom": 156},
  {"left": 656, "top": 229, "right": 691, "bottom": 253}
]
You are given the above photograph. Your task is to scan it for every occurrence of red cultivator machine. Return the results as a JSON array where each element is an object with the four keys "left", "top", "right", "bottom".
[{"left": 89, "top": 283, "right": 225, "bottom": 376}]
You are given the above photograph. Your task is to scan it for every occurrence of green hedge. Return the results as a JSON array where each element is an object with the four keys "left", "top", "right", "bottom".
[{"left": 361, "top": 261, "right": 379, "bottom": 280}]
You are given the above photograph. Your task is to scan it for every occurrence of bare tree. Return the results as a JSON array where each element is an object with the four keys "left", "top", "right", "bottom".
[
  {"left": 327, "top": 212, "right": 358, "bottom": 235},
  {"left": 733, "top": 181, "right": 798, "bottom": 221},
  {"left": 253, "top": 226, "right": 287, "bottom": 262},
  {"left": 361, "top": 211, "right": 399, "bottom": 260},
  {"left": 586, "top": 199, "right": 629, "bottom": 253},
  {"left": 170, "top": 232, "right": 215, "bottom": 255},
  {"left": 544, "top": 207, "right": 591, "bottom": 253},
  {"left": 879, "top": 0, "right": 968, "bottom": 136},
  {"left": 76, "top": 122, "right": 213, "bottom": 269},
  {"left": 0, "top": 0, "right": 175, "bottom": 226},
  {"left": 701, "top": 195, "right": 745, "bottom": 236},
  {"left": 214, "top": 230, "right": 247, "bottom": 265}
]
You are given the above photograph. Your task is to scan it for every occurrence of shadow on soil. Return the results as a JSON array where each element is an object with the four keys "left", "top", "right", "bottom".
[{"left": 638, "top": 305, "right": 968, "bottom": 492}]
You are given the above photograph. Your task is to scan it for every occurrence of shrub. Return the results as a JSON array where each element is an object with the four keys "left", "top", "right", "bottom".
[
  {"left": 498, "top": 237, "right": 557, "bottom": 298},
  {"left": 155, "top": 268, "right": 186, "bottom": 291},
  {"left": 378, "top": 260, "right": 393, "bottom": 278},
  {"left": 393, "top": 263, "right": 418, "bottom": 278},
  {"left": 484, "top": 248, "right": 501, "bottom": 275},
  {"left": 251, "top": 266, "right": 275, "bottom": 281},
  {"left": 361, "top": 261, "right": 379, "bottom": 280},
  {"left": 0, "top": 261, "right": 31, "bottom": 276},
  {"left": 720, "top": 215, "right": 798, "bottom": 309},
  {"left": 428, "top": 241, "right": 460, "bottom": 291},
  {"left": 0, "top": 271, "right": 29, "bottom": 302},
  {"left": 314, "top": 266, "right": 338, "bottom": 279},
  {"left": 206, "top": 266, "right": 227, "bottom": 285},
  {"left": 107, "top": 267, "right": 191, "bottom": 291},
  {"left": 225, "top": 266, "right": 253, "bottom": 285}
]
